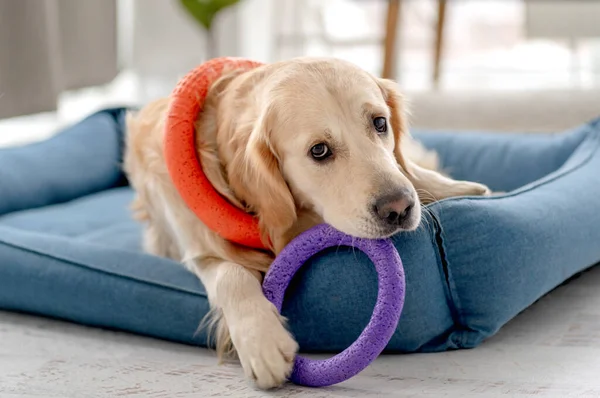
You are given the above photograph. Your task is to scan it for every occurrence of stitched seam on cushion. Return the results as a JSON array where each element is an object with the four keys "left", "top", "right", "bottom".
[
  {"left": 0, "top": 232, "right": 207, "bottom": 299},
  {"left": 428, "top": 210, "right": 468, "bottom": 347},
  {"left": 429, "top": 121, "right": 600, "bottom": 208}
]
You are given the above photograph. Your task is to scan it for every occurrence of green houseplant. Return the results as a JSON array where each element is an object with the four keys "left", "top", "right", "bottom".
[{"left": 178, "top": 0, "right": 242, "bottom": 59}]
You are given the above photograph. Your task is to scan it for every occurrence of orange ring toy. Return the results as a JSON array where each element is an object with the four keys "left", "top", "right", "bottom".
[{"left": 164, "top": 57, "right": 267, "bottom": 250}]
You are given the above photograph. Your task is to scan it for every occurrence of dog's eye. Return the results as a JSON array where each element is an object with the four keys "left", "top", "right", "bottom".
[
  {"left": 310, "top": 143, "right": 332, "bottom": 160},
  {"left": 373, "top": 117, "right": 387, "bottom": 133}
]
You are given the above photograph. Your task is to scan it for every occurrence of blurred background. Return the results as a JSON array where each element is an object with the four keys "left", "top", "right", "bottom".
[{"left": 2, "top": 0, "right": 600, "bottom": 146}]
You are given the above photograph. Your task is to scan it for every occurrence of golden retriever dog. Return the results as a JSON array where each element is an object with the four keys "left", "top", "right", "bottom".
[{"left": 124, "top": 57, "right": 490, "bottom": 389}]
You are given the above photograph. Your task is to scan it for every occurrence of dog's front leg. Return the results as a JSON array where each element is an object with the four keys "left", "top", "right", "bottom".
[
  {"left": 191, "top": 259, "right": 298, "bottom": 389},
  {"left": 406, "top": 159, "right": 492, "bottom": 204}
]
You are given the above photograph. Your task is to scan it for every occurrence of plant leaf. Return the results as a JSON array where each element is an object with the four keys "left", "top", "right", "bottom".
[{"left": 179, "top": 0, "right": 241, "bottom": 31}]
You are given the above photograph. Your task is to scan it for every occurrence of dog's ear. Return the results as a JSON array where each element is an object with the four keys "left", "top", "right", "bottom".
[
  {"left": 228, "top": 104, "right": 297, "bottom": 248},
  {"left": 376, "top": 78, "right": 411, "bottom": 173}
]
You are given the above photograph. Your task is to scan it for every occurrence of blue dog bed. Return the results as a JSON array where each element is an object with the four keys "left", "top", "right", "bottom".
[{"left": 1, "top": 107, "right": 599, "bottom": 353}]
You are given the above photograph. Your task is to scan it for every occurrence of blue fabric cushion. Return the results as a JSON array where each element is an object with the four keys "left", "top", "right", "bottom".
[{"left": 1, "top": 108, "right": 599, "bottom": 353}]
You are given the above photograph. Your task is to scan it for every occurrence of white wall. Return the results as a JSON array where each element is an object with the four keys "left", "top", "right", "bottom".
[
  {"left": 238, "top": 0, "right": 277, "bottom": 62},
  {"left": 525, "top": 1, "right": 600, "bottom": 39}
]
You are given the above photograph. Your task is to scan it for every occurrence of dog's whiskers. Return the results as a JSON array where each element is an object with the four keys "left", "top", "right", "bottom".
[{"left": 415, "top": 188, "right": 442, "bottom": 234}]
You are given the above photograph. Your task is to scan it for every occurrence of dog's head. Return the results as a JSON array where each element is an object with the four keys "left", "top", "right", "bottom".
[{"left": 224, "top": 58, "right": 420, "bottom": 249}]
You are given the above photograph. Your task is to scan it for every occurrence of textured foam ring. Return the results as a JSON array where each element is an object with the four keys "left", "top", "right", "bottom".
[
  {"left": 164, "top": 57, "right": 266, "bottom": 249},
  {"left": 263, "top": 224, "right": 405, "bottom": 387}
]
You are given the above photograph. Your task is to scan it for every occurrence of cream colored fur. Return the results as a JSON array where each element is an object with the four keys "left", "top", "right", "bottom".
[{"left": 123, "top": 57, "right": 490, "bottom": 389}]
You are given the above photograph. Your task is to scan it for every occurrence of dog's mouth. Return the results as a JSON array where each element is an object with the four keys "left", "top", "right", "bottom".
[
  {"left": 374, "top": 225, "right": 407, "bottom": 238},
  {"left": 366, "top": 222, "right": 418, "bottom": 239},
  {"left": 334, "top": 215, "right": 420, "bottom": 240}
]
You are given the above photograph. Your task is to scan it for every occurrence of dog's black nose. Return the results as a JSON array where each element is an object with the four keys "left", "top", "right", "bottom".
[{"left": 373, "top": 189, "right": 415, "bottom": 226}]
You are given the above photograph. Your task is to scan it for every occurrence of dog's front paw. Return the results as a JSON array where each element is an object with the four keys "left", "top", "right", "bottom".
[
  {"left": 230, "top": 302, "right": 298, "bottom": 389},
  {"left": 459, "top": 181, "right": 492, "bottom": 197},
  {"left": 480, "top": 185, "right": 493, "bottom": 196}
]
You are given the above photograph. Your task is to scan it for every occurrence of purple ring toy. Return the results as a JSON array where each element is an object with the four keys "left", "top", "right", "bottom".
[{"left": 262, "top": 223, "right": 405, "bottom": 387}]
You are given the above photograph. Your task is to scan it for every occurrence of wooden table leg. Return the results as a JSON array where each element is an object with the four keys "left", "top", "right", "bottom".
[
  {"left": 433, "top": 0, "right": 447, "bottom": 88},
  {"left": 382, "top": 0, "right": 400, "bottom": 79}
]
